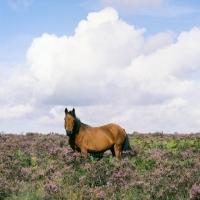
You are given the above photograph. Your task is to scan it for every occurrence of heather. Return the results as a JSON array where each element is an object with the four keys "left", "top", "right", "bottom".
[{"left": 0, "top": 132, "right": 200, "bottom": 200}]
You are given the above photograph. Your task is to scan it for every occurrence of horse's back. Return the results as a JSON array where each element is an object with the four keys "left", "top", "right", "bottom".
[
  {"left": 84, "top": 123, "right": 126, "bottom": 144},
  {"left": 100, "top": 123, "right": 126, "bottom": 138}
]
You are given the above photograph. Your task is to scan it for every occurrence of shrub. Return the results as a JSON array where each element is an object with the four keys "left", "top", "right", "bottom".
[{"left": 0, "top": 133, "right": 200, "bottom": 199}]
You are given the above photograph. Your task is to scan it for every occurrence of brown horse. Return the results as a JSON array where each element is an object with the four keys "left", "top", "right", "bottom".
[{"left": 64, "top": 108, "right": 132, "bottom": 158}]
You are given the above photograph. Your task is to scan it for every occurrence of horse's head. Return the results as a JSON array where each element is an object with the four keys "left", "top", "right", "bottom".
[{"left": 64, "top": 108, "right": 76, "bottom": 136}]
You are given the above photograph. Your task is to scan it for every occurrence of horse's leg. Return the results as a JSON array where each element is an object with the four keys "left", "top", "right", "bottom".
[
  {"left": 81, "top": 148, "right": 88, "bottom": 158},
  {"left": 75, "top": 151, "right": 80, "bottom": 156},
  {"left": 74, "top": 150, "right": 81, "bottom": 161},
  {"left": 110, "top": 146, "right": 115, "bottom": 157},
  {"left": 114, "top": 144, "right": 122, "bottom": 158}
]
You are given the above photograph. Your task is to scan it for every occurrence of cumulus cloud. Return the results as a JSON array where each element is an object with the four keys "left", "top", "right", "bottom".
[
  {"left": 0, "top": 104, "right": 33, "bottom": 120},
  {"left": 1, "top": 7, "right": 200, "bottom": 133},
  {"left": 143, "top": 31, "right": 175, "bottom": 54},
  {"left": 39, "top": 106, "right": 64, "bottom": 125},
  {"left": 26, "top": 7, "right": 145, "bottom": 106}
]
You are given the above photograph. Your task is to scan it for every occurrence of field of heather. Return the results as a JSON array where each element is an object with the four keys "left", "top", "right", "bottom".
[{"left": 0, "top": 132, "right": 200, "bottom": 200}]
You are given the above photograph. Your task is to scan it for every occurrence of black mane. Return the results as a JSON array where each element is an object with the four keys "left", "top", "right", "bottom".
[
  {"left": 72, "top": 116, "right": 81, "bottom": 135},
  {"left": 72, "top": 116, "right": 88, "bottom": 135}
]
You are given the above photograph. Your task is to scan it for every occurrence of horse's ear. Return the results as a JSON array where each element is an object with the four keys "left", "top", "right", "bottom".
[
  {"left": 72, "top": 108, "right": 75, "bottom": 115},
  {"left": 65, "top": 108, "right": 68, "bottom": 114}
]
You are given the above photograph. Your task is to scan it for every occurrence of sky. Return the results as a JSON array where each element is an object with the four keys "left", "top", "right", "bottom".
[{"left": 1, "top": 0, "right": 200, "bottom": 134}]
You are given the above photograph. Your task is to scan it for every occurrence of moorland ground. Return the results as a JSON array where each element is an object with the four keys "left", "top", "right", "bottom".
[{"left": 0, "top": 132, "right": 200, "bottom": 200}]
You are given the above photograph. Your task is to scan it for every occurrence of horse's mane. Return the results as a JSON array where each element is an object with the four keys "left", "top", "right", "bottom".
[
  {"left": 68, "top": 111, "right": 88, "bottom": 135},
  {"left": 73, "top": 117, "right": 81, "bottom": 134}
]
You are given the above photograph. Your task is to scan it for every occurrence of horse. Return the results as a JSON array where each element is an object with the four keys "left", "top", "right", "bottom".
[{"left": 64, "top": 108, "right": 132, "bottom": 158}]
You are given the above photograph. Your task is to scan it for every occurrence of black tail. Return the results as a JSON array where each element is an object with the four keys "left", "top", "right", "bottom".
[{"left": 122, "top": 134, "right": 132, "bottom": 151}]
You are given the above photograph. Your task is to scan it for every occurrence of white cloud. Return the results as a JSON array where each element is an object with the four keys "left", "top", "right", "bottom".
[
  {"left": 26, "top": 7, "right": 145, "bottom": 106},
  {"left": 143, "top": 30, "right": 175, "bottom": 54},
  {"left": 1, "top": 7, "right": 200, "bottom": 133},
  {"left": 39, "top": 106, "right": 64, "bottom": 125},
  {"left": 0, "top": 104, "right": 33, "bottom": 120}
]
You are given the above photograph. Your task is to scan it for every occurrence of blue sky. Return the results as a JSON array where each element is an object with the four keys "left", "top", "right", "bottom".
[{"left": 1, "top": 0, "right": 200, "bottom": 134}]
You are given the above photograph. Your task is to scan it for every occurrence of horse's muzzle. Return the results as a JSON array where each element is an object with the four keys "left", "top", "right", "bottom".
[{"left": 66, "top": 130, "right": 73, "bottom": 136}]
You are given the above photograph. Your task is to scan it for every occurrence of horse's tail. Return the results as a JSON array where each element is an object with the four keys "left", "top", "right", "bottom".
[{"left": 122, "top": 134, "right": 132, "bottom": 151}]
